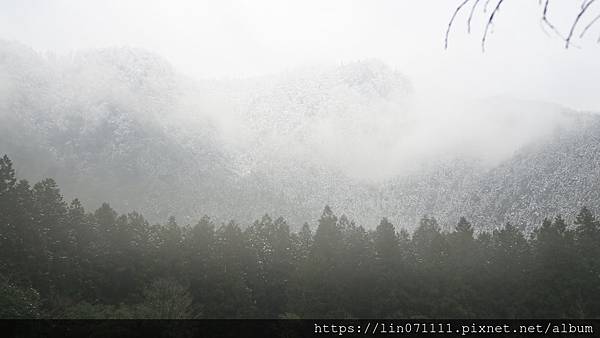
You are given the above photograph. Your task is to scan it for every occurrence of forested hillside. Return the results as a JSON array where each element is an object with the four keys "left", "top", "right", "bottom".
[
  {"left": 2, "top": 155, "right": 599, "bottom": 318},
  {"left": 1, "top": 41, "right": 599, "bottom": 230}
]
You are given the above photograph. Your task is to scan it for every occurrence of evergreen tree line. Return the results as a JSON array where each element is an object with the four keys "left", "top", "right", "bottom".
[{"left": 1, "top": 154, "right": 600, "bottom": 318}]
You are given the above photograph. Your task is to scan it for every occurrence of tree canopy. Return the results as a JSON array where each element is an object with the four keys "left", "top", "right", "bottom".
[{"left": 1, "top": 154, "right": 599, "bottom": 318}]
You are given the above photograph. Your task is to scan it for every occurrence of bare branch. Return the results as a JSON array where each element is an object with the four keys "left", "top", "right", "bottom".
[
  {"left": 445, "top": 0, "right": 472, "bottom": 50},
  {"left": 579, "top": 13, "right": 600, "bottom": 38},
  {"left": 566, "top": 0, "right": 596, "bottom": 48},
  {"left": 482, "top": 0, "right": 506, "bottom": 52},
  {"left": 541, "top": 0, "right": 566, "bottom": 39},
  {"left": 467, "top": 0, "right": 482, "bottom": 33},
  {"left": 445, "top": 0, "right": 600, "bottom": 49},
  {"left": 484, "top": 0, "right": 493, "bottom": 13}
]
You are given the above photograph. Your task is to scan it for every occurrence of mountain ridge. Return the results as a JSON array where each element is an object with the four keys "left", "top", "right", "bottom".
[{"left": 1, "top": 41, "right": 598, "bottom": 229}]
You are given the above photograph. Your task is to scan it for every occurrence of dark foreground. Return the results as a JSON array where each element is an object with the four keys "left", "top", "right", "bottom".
[{"left": 1, "top": 154, "right": 600, "bottom": 319}]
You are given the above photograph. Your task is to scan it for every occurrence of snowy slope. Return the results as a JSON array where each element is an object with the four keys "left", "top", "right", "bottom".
[{"left": 1, "top": 41, "right": 598, "bottom": 229}]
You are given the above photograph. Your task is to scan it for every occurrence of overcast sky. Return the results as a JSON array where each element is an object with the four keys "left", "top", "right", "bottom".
[{"left": 1, "top": 0, "right": 599, "bottom": 111}]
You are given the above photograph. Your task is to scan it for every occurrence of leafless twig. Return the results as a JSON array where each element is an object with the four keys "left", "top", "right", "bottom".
[
  {"left": 566, "top": 0, "right": 596, "bottom": 48},
  {"left": 579, "top": 13, "right": 600, "bottom": 38},
  {"left": 481, "top": 0, "right": 506, "bottom": 52},
  {"left": 484, "top": 0, "right": 493, "bottom": 13},
  {"left": 541, "top": 0, "right": 565, "bottom": 39},
  {"left": 467, "top": 0, "right": 482, "bottom": 33},
  {"left": 445, "top": 0, "right": 600, "bottom": 50},
  {"left": 445, "top": 0, "right": 471, "bottom": 49}
]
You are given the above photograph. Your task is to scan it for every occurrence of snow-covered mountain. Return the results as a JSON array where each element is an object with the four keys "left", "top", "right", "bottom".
[
  {"left": 1, "top": 40, "right": 598, "bottom": 229},
  {"left": 0, "top": 41, "right": 240, "bottom": 222}
]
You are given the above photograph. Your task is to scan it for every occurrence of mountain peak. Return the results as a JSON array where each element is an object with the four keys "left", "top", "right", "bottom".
[
  {"left": 71, "top": 47, "right": 178, "bottom": 94},
  {"left": 335, "top": 59, "right": 411, "bottom": 99}
]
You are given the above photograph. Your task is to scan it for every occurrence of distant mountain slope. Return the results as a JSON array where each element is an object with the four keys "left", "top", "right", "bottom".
[
  {"left": 1, "top": 41, "right": 598, "bottom": 229},
  {"left": 472, "top": 113, "right": 600, "bottom": 228},
  {"left": 0, "top": 41, "right": 242, "bottom": 222},
  {"left": 369, "top": 113, "right": 600, "bottom": 230}
]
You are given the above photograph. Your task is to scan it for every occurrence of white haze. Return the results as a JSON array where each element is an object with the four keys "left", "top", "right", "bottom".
[
  {"left": 170, "top": 59, "right": 573, "bottom": 182},
  {"left": 0, "top": 0, "right": 598, "bottom": 182}
]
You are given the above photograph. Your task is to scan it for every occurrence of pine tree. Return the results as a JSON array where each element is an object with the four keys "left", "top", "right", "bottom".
[
  {"left": 0, "top": 155, "right": 19, "bottom": 275},
  {"left": 489, "top": 222, "right": 531, "bottom": 317},
  {"left": 340, "top": 219, "right": 374, "bottom": 317},
  {"left": 529, "top": 216, "right": 578, "bottom": 317},
  {"left": 267, "top": 217, "right": 293, "bottom": 317},
  {"left": 0, "top": 155, "right": 16, "bottom": 194},
  {"left": 9, "top": 180, "right": 40, "bottom": 284},
  {"left": 287, "top": 222, "right": 312, "bottom": 318},
  {"left": 184, "top": 215, "right": 216, "bottom": 317},
  {"left": 294, "top": 222, "right": 313, "bottom": 263},
  {"left": 303, "top": 206, "right": 344, "bottom": 317},
  {"left": 211, "top": 221, "right": 255, "bottom": 317},
  {"left": 158, "top": 216, "right": 185, "bottom": 279},
  {"left": 572, "top": 207, "right": 600, "bottom": 316},
  {"left": 411, "top": 216, "right": 450, "bottom": 316},
  {"left": 374, "top": 218, "right": 398, "bottom": 266},
  {"left": 412, "top": 216, "right": 446, "bottom": 268},
  {"left": 32, "top": 178, "right": 68, "bottom": 300},
  {"left": 372, "top": 217, "right": 405, "bottom": 317},
  {"left": 92, "top": 203, "right": 121, "bottom": 303},
  {"left": 446, "top": 217, "right": 478, "bottom": 317}
]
